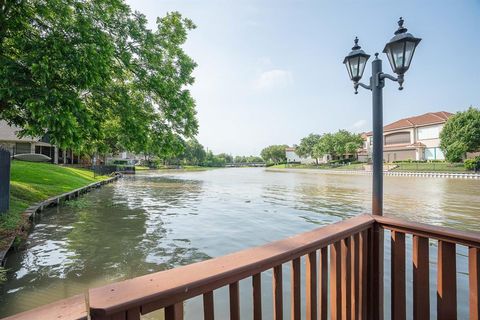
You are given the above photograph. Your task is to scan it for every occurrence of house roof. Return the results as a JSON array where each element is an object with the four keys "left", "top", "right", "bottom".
[
  {"left": 285, "top": 147, "right": 296, "bottom": 152},
  {"left": 0, "top": 120, "right": 37, "bottom": 142},
  {"left": 366, "top": 111, "right": 453, "bottom": 136}
]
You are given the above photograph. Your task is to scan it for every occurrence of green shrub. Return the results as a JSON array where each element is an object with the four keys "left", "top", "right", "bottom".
[{"left": 464, "top": 156, "right": 480, "bottom": 171}]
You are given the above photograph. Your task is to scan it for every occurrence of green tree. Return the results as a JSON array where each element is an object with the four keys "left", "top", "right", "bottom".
[
  {"left": 0, "top": 1, "right": 198, "bottom": 158},
  {"left": 261, "top": 145, "right": 287, "bottom": 164},
  {"left": 440, "top": 107, "right": 480, "bottom": 162},
  {"left": 296, "top": 134, "right": 321, "bottom": 164}
]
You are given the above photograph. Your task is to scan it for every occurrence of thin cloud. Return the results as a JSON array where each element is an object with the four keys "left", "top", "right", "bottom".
[
  {"left": 352, "top": 119, "right": 367, "bottom": 129},
  {"left": 254, "top": 69, "right": 293, "bottom": 90}
]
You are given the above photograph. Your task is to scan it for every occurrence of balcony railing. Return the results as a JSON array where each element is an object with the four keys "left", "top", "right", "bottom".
[{"left": 3, "top": 214, "right": 479, "bottom": 320}]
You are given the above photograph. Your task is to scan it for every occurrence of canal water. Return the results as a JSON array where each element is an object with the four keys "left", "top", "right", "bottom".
[{"left": 1, "top": 168, "right": 479, "bottom": 318}]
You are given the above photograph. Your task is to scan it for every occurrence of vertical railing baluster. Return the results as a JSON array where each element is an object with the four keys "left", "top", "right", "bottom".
[
  {"left": 319, "top": 247, "right": 328, "bottom": 320},
  {"left": 229, "top": 282, "right": 240, "bottom": 320},
  {"left": 391, "top": 231, "right": 406, "bottom": 320},
  {"left": 412, "top": 235, "right": 429, "bottom": 320},
  {"left": 165, "top": 303, "right": 184, "bottom": 320},
  {"left": 469, "top": 247, "right": 480, "bottom": 320},
  {"left": 253, "top": 273, "right": 262, "bottom": 320},
  {"left": 203, "top": 291, "right": 214, "bottom": 320},
  {"left": 306, "top": 251, "right": 317, "bottom": 320},
  {"left": 359, "top": 230, "right": 368, "bottom": 320},
  {"left": 351, "top": 233, "right": 360, "bottom": 320},
  {"left": 331, "top": 241, "right": 342, "bottom": 320},
  {"left": 341, "top": 237, "right": 352, "bottom": 320},
  {"left": 437, "top": 241, "right": 457, "bottom": 320},
  {"left": 291, "top": 257, "right": 301, "bottom": 320},
  {"left": 126, "top": 307, "right": 141, "bottom": 320},
  {"left": 273, "top": 265, "right": 283, "bottom": 320},
  {"left": 366, "top": 228, "right": 374, "bottom": 318}
]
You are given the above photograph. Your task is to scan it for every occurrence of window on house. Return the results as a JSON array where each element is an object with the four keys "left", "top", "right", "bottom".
[
  {"left": 384, "top": 132, "right": 410, "bottom": 145},
  {"left": 15, "top": 142, "right": 31, "bottom": 154},
  {"left": 418, "top": 126, "right": 440, "bottom": 140}
]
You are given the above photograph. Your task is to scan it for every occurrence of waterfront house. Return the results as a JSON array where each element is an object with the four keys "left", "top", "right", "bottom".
[
  {"left": 0, "top": 120, "right": 81, "bottom": 164},
  {"left": 285, "top": 147, "right": 319, "bottom": 164},
  {"left": 362, "top": 111, "right": 453, "bottom": 162}
]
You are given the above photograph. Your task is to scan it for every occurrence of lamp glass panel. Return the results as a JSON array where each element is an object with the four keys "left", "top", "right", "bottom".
[
  {"left": 358, "top": 56, "right": 367, "bottom": 78},
  {"left": 403, "top": 40, "right": 416, "bottom": 69},
  {"left": 391, "top": 41, "right": 405, "bottom": 70},
  {"left": 350, "top": 56, "right": 360, "bottom": 78},
  {"left": 345, "top": 62, "right": 353, "bottom": 80}
]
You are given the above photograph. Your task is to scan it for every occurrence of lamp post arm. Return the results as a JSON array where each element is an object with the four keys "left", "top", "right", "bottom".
[
  {"left": 353, "top": 81, "right": 372, "bottom": 94},
  {"left": 379, "top": 73, "right": 404, "bottom": 90}
]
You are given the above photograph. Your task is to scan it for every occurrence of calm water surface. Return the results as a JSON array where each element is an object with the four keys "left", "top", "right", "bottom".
[{"left": 1, "top": 168, "right": 479, "bottom": 318}]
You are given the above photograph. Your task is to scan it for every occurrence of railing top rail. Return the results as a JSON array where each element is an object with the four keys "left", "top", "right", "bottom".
[
  {"left": 89, "top": 214, "right": 374, "bottom": 317},
  {"left": 375, "top": 215, "right": 480, "bottom": 248}
]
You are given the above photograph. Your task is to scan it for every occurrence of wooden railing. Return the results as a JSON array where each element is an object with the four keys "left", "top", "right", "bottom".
[{"left": 3, "top": 214, "right": 480, "bottom": 320}]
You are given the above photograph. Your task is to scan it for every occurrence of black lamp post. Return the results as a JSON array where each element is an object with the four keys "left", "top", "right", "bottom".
[
  {"left": 343, "top": 17, "right": 421, "bottom": 216},
  {"left": 343, "top": 18, "right": 421, "bottom": 320}
]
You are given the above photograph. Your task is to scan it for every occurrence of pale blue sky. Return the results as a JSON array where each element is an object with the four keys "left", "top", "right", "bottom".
[{"left": 126, "top": 0, "right": 480, "bottom": 155}]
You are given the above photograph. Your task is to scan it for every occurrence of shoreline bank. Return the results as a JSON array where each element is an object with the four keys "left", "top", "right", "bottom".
[
  {"left": 0, "top": 163, "right": 122, "bottom": 266},
  {"left": 266, "top": 167, "right": 480, "bottom": 179}
]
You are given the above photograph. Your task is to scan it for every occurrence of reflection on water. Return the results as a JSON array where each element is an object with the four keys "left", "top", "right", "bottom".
[{"left": 0, "top": 168, "right": 479, "bottom": 318}]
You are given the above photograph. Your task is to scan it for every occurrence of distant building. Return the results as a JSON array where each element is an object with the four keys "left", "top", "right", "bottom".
[
  {"left": 0, "top": 120, "right": 81, "bottom": 164},
  {"left": 361, "top": 111, "right": 453, "bottom": 162},
  {"left": 285, "top": 147, "right": 318, "bottom": 164}
]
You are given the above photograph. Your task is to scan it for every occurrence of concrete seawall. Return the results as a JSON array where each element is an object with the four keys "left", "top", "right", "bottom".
[
  {"left": 0, "top": 174, "right": 122, "bottom": 266},
  {"left": 266, "top": 168, "right": 480, "bottom": 179}
]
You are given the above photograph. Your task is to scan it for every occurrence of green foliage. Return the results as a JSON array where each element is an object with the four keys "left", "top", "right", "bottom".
[
  {"left": 234, "top": 155, "right": 263, "bottom": 163},
  {"left": 261, "top": 145, "right": 288, "bottom": 164},
  {"left": 440, "top": 107, "right": 480, "bottom": 162},
  {"left": 312, "top": 130, "right": 363, "bottom": 159},
  {"left": 0, "top": 1, "right": 198, "bottom": 159},
  {"left": 464, "top": 156, "right": 480, "bottom": 171},
  {"left": 296, "top": 134, "right": 321, "bottom": 163},
  {"left": 1, "top": 161, "right": 107, "bottom": 234},
  {"left": 0, "top": 267, "right": 7, "bottom": 284}
]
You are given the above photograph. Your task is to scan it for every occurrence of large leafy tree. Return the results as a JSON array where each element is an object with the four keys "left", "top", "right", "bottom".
[
  {"left": 440, "top": 107, "right": 480, "bottom": 162},
  {"left": 0, "top": 0, "right": 198, "bottom": 156},
  {"left": 261, "top": 145, "right": 287, "bottom": 164},
  {"left": 296, "top": 133, "right": 321, "bottom": 164}
]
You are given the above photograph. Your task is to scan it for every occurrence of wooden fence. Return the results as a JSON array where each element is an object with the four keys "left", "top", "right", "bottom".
[{"left": 4, "top": 214, "right": 480, "bottom": 320}]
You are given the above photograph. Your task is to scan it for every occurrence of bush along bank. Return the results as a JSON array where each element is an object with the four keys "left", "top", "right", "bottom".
[{"left": 0, "top": 162, "right": 120, "bottom": 266}]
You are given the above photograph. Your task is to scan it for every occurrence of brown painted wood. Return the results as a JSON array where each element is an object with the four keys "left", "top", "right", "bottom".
[
  {"left": 375, "top": 215, "right": 480, "bottom": 248},
  {"left": 319, "top": 246, "right": 328, "bottom": 320},
  {"left": 372, "top": 224, "right": 384, "bottom": 320},
  {"left": 359, "top": 230, "right": 368, "bottom": 320},
  {"left": 291, "top": 257, "right": 301, "bottom": 320},
  {"left": 273, "top": 265, "right": 283, "bottom": 320},
  {"left": 470, "top": 247, "right": 480, "bottom": 320},
  {"left": 126, "top": 307, "right": 141, "bottom": 320},
  {"left": 306, "top": 251, "right": 317, "bottom": 320},
  {"left": 437, "top": 241, "right": 457, "bottom": 320},
  {"left": 351, "top": 233, "right": 360, "bottom": 320},
  {"left": 111, "top": 313, "right": 126, "bottom": 320},
  {"left": 252, "top": 273, "right": 262, "bottom": 320},
  {"left": 203, "top": 291, "right": 214, "bottom": 320},
  {"left": 3, "top": 294, "right": 87, "bottom": 320},
  {"left": 341, "top": 237, "right": 352, "bottom": 320},
  {"left": 229, "top": 282, "right": 240, "bottom": 320},
  {"left": 88, "top": 215, "right": 375, "bottom": 317},
  {"left": 412, "top": 235, "right": 429, "bottom": 320},
  {"left": 391, "top": 231, "right": 406, "bottom": 320},
  {"left": 165, "top": 303, "right": 183, "bottom": 320},
  {"left": 366, "top": 228, "right": 373, "bottom": 319},
  {"left": 331, "top": 241, "right": 342, "bottom": 320}
]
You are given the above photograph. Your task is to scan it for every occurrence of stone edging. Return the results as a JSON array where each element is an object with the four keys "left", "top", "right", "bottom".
[
  {"left": 0, "top": 174, "right": 122, "bottom": 266},
  {"left": 266, "top": 168, "right": 480, "bottom": 179}
]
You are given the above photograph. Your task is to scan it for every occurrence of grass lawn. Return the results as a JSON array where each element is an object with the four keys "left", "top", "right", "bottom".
[
  {"left": 1, "top": 161, "right": 107, "bottom": 238},
  {"left": 269, "top": 163, "right": 365, "bottom": 170},
  {"left": 390, "top": 162, "right": 468, "bottom": 172}
]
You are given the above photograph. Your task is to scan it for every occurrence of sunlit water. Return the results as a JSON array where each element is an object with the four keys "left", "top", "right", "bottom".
[{"left": 1, "top": 168, "right": 479, "bottom": 318}]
